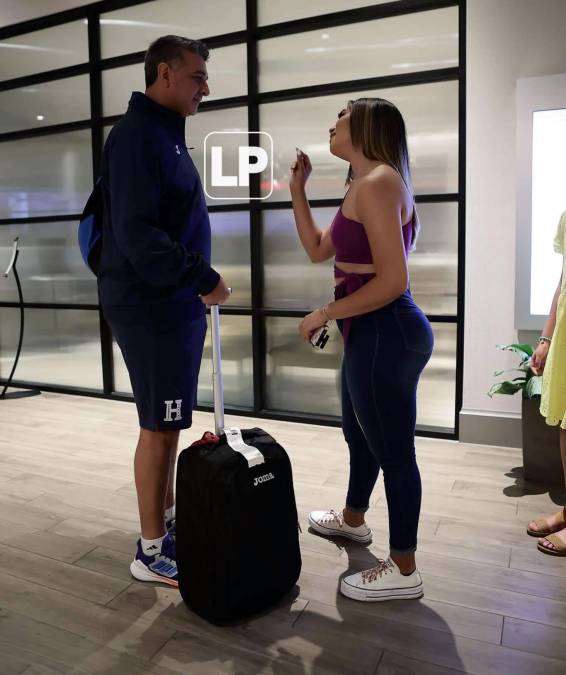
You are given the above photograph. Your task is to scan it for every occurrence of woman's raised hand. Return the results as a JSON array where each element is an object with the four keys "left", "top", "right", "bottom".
[{"left": 289, "top": 148, "right": 312, "bottom": 194}]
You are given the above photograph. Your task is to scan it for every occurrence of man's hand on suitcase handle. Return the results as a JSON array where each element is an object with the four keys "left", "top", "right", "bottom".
[{"left": 200, "top": 277, "right": 232, "bottom": 306}]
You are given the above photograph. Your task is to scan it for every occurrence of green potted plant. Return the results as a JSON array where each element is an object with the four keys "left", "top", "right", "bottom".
[{"left": 488, "top": 343, "right": 561, "bottom": 485}]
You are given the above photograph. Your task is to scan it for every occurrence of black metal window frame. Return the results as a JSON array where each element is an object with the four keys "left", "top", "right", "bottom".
[{"left": 0, "top": 0, "right": 466, "bottom": 439}]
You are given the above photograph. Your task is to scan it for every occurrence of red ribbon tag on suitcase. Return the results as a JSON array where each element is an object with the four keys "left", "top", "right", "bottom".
[{"left": 190, "top": 431, "right": 220, "bottom": 447}]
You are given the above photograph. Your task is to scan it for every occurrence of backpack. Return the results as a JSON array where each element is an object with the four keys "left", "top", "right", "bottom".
[{"left": 78, "top": 177, "right": 103, "bottom": 276}]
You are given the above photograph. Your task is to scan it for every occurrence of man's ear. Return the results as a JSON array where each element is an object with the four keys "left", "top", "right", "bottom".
[{"left": 157, "top": 61, "right": 171, "bottom": 87}]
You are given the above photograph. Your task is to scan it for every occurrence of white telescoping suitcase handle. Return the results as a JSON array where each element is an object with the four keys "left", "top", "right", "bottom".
[
  {"left": 209, "top": 304, "right": 264, "bottom": 468},
  {"left": 210, "top": 303, "right": 225, "bottom": 436}
]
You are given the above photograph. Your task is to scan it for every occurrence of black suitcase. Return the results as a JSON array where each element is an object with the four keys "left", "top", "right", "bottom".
[{"left": 176, "top": 304, "right": 302, "bottom": 625}]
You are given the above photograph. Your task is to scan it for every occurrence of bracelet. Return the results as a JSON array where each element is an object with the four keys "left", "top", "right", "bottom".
[
  {"left": 320, "top": 305, "right": 332, "bottom": 322},
  {"left": 539, "top": 336, "right": 552, "bottom": 345}
]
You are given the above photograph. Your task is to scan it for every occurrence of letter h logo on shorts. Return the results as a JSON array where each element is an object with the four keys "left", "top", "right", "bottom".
[{"left": 163, "top": 399, "right": 182, "bottom": 422}]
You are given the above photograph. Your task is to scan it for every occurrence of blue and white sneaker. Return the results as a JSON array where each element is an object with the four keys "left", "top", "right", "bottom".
[
  {"left": 166, "top": 517, "right": 176, "bottom": 541},
  {"left": 130, "top": 533, "right": 178, "bottom": 587}
]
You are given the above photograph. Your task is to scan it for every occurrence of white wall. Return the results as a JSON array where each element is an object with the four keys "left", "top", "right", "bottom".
[{"left": 463, "top": 0, "right": 566, "bottom": 434}]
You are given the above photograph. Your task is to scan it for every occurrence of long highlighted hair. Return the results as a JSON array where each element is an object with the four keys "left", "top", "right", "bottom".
[{"left": 345, "top": 97, "right": 419, "bottom": 249}]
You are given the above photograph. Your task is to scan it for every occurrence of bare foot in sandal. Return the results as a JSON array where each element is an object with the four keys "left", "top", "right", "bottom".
[
  {"left": 538, "top": 527, "right": 566, "bottom": 555},
  {"left": 527, "top": 508, "right": 566, "bottom": 537}
]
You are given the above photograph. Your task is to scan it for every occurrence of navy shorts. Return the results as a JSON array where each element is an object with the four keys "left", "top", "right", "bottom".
[{"left": 108, "top": 314, "right": 207, "bottom": 431}]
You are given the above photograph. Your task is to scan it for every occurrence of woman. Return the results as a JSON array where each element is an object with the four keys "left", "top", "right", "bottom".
[
  {"left": 528, "top": 211, "right": 566, "bottom": 556},
  {"left": 290, "top": 98, "right": 434, "bottom": 602}
]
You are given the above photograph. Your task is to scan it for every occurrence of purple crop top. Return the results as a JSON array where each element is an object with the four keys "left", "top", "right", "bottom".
[
  {"left": 329, "top": 196, "right": 414, "bottom": 344},
  {"left": 330, "top": 203, "right": 413, "bottom": 263}
]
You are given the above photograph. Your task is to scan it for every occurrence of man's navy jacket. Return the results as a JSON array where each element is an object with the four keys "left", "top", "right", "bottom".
[{"left": 98, "top": 91, "right": 220, "bottom": 323}]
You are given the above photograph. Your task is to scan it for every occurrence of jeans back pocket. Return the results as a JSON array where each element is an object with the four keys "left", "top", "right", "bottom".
[{"left": 392, "top": 307, "right": 434, "bottom": 356}]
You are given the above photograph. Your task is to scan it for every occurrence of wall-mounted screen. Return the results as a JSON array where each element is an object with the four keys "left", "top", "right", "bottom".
[
  {"left": 530, "top": 108, "right": 566, "bottom": 316},
  {"left": 516, "top": 74, "right": 566, "bottom": 329}
]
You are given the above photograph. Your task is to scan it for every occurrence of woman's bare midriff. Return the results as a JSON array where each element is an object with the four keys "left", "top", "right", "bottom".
[{"left": 334, "top": 261, "right": 376, "bottom": 286}]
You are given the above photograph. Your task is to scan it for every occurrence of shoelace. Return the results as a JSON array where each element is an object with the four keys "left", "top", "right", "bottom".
[
  {"left": 159, "top": 537, "right": 177, "bottom": 566},
  {"left": 361, "top": 558, "right": 394, "bottom": 584},
  {"left": 322, "top": 509, "right": 344, "bottom": 527},
  {"left": 156, "top": 552, "right": 175, "bottom": 567}
]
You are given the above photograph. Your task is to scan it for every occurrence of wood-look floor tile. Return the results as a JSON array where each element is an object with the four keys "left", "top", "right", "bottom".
[
  {"left": 295, "top": 600, "right": 565, "bottom": 675},
  {"left": 502, "top": 616, "right": 566, "bottom": 661},
  {"left": 424, "top": 573, "right": 566, "bottom": 630},
  {"left": 3, "top": 532, "right": 94, "bottom": 563},
  {"left": 0, "top": 607, "right": 179, "bottom": 675},
  {"left": 73, "top": 546, "right": 133, "bottom": 583},
  {"left": 0, "top": 572, "right": 175, "bottom": 661},
  {"left": 376, "top": 650, "right": 470, "bottom": 675},
  {"left": 510, "top": 544, "right": 566, "bottom": 578},
  {"left": 0, "top": 543, "right": 130, "bottom": 604}
]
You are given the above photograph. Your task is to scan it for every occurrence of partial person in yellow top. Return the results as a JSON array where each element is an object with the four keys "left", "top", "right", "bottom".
[{"left": 528, "top": 211, "right": 566, "bottom": 556}]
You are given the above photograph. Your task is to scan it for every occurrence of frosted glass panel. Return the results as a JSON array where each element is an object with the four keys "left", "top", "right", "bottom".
[
  {"left": 102, "top": 67, "right": 144, "bottom": 118},
  {"left": 258, "top": 7, "right": 458, "bottom": 92},
  {"left": 0, "top": 76, "right": 90, "bottom": 134},
  {"left": 102, "top": 44, "right": 247, "bottom": 116},
  {"left": 100, "top": 0, "right": 246, "bottom": 58},
  {"left": 265, "top": 316, "right": 342, "bottom": 417},
  {"left": 419, "top": 323, "right": 456, "bottom": 430},
  {"left": 198, "top": 315, "right": 253, "bottom": 408},
  {"left": 265, "top": 319, "right": 455, "bottom": 430},
  {"left": 210, "top": 211, "right": 251, "bottom": 307},
  {"left": 0, "top": 130, "right": 92, "bottom": 219},
  {"left": 185, "top": 107, "right": 249, "bottom": 206},
  {"left": 0, "top": 222, "right": 97, "bottom": 304},
  {"left": 263, "top": 207, "right": 335, "bottom": 310},
  {"left": 0, "top": 308, "right": 102, "bottom": 389},
  {"left": 0, "top": 21, "right": 88, "bottom": 81},
  {"left": 258, "top": 0, "right": 401, "bottom": 26},
  {"left": 260, "top": 81, "right": 458, "bottom": 200},
  {"left": 410, "top": 202, "right": 458, "bottom": 316}
]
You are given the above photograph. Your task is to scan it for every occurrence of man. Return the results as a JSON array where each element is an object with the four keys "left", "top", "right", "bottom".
[{"left": 98, "top": 35, "right": 230, "bottom": 587}]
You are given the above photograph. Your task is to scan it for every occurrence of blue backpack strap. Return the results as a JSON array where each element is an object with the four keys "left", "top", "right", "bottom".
[{"left": 78, "top": 177, "right": 103, "bottom": 276}]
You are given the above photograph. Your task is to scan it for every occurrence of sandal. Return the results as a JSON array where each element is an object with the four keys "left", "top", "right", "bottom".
[
  {"left": 527, "top": 509, "right": 566, "bottom": 537},
  {"left": 537, "top": 531, "right": 566, "bottom": 556}
]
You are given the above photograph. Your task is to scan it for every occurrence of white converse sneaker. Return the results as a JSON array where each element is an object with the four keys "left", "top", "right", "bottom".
[
  {"left": 341, "top": 557, "right": 423, "bottom": 602},
  {"left": 308, "top": 509, "right": 372, "bottom": 543}
]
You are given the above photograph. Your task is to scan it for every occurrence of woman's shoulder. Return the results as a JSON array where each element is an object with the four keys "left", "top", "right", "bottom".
[
  {"left": 361, "top": 165, "right": 410, "bottom": 200},
  {"left": 363, "top": 164, "right": 403, "bottom": 187},
  {"left": 357, "top": 165, "right": 410, "bottom": 215}
]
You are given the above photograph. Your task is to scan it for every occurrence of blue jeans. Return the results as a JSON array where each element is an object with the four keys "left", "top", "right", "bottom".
[{"left": 338, "top": 290, "right": 433, "bottom": 554}]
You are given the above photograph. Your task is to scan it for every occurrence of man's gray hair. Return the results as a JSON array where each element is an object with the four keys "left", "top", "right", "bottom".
[{"left": 144, "top": 35, "right": 209, "bottom": 87}]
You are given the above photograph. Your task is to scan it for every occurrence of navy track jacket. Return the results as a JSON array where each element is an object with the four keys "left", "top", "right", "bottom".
[{"left": 98, "top": 91, "right": 220, "bottom": 322}]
